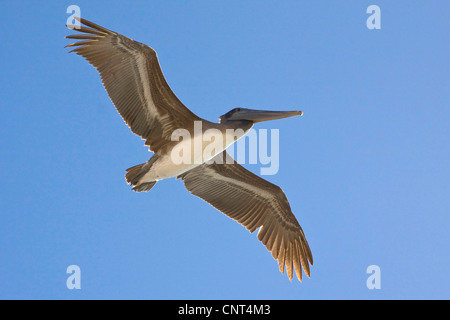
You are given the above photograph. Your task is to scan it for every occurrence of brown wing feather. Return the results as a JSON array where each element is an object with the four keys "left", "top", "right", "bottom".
[
  {"left": 178, "top": 151, "right": 313, "bottom": 282},
  {"left": 66, "top": 17, "right": 200, "bottom": 152}
]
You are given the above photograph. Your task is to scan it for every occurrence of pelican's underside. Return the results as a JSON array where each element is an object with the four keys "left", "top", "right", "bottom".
[{"left": 66, "top": 17, "right": 313, "bottom": 282}]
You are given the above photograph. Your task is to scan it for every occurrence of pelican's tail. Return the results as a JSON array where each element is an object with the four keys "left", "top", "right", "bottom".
[
  {"left": 125, "top": 155, "right": 159, "bottom": 192},
  {"left": 132, "top": 180, "right": 157, "bottom": 192}
]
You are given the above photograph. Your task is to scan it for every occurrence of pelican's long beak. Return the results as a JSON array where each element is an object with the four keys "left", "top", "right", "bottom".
[{"left": 230, "top": 109, "right": 303, "bottom": 123}]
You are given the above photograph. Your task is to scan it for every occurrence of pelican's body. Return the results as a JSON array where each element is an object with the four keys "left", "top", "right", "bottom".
[
  {"left": 66, "top": 18, "right": 313, "bottom": 282},
  {"left": 136, "top": 120, "right": 250, "bottom": 183}
]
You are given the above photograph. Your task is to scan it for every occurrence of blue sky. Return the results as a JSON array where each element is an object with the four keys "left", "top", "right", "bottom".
[{"left": 1, "top": 1, "right": 449, "bottom": 299}]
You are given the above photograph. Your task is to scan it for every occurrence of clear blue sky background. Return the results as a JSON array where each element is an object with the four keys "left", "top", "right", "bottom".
[{"left": 1, "top": 1, "right": 449, "bottom": 299}]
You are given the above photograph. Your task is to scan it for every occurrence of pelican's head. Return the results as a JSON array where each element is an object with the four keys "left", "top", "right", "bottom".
[{"left": 219, "top": 107, "right": 302, "bottom": 125}]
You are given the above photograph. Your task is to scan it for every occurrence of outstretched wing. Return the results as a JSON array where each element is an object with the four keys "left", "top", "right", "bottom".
[
  {"left": 178, "top": 151, "right": 313, "bottom": 282},
  {"left": 66, "top": 17, "right": 201, "bottom": 152}
]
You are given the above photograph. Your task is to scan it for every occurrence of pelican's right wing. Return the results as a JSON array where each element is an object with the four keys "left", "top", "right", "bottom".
[
  {"left": 66, "top": 18, "right": 201, "bottom": 153},
  {"left": 178, "top": 151, "right": 313, "bottom": 282}
]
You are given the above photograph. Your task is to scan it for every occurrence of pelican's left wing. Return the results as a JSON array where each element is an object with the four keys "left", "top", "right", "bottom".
[
  {"left": 66, "top": 18, "right": 201, "bottom": 153},
  {"left": 178, "top": 151, "right": 313, "bottom": 282}
]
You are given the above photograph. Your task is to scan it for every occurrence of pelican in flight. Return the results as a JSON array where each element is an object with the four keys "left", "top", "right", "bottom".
[{"left": 66, "top": 18, "right": 313, "bottom": 282}]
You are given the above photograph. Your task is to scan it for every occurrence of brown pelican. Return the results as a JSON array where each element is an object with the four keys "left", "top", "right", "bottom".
[{"left": 66, "top": 17, "right": 313, "bottom": 282}]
